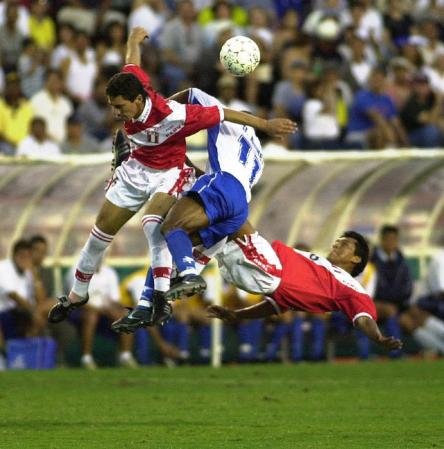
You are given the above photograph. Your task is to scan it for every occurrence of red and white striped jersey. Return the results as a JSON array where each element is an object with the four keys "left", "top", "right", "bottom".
[
  {"left": 121, "top": 64, "right": 223, "bottom": 169},
  {"left": 269, "top": 241, "right": 377, "bottom": 324}
]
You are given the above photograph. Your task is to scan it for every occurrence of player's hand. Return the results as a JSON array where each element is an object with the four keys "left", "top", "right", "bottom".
[
  {"left": 378, "top": 336, "right": 403, "bottom": 351},
  {"left": 207, "top": 305, "right": 238, "bottom": 324},
  {"left": 265, "top": 118, "right": 298, "bottom": 139},
  {"left": 128, "top": 27, "right": 149, "bottom": 44}
]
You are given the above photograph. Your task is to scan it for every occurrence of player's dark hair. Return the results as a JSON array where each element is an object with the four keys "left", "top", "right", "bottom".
[
  {"left": 12, "top": 239, "right": 31, "bottom": 255},
  {"left": 341, "top": 231, "right": 369, "bottom": 277},
  {"left": 106, "top": 73, "right": 147, "bottom": 101},
  {"left": 380, "top": 224, "right": 399, "bottom": 236},
  {"left": 29, "top": 235, "right": 47, "bottom": 246}
]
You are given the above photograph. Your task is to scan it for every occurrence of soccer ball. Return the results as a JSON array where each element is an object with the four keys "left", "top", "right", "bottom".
[{"left": 220, "top": 36, "right": 260, "bottom": 77}]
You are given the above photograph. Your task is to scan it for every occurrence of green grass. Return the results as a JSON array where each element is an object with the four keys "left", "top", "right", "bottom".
[{"left": 1, "top": 360, "right": 444, "bottom": 449}]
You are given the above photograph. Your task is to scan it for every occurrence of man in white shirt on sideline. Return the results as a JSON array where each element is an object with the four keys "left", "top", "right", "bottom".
[
  {"left": 30, "top": 69, "right": 73, "bottom": 143},
  {"left": 0, "top": 240, "right": 42, "bottom": 341},
  {"left": 400, "top": 249, "right": 444, "bottom": 354},
  {"left": 65, "top": 262, "right": 138, "bottom": 369},
  {"left": 16, "top": 117, "right": 61, "bottom": 158}
]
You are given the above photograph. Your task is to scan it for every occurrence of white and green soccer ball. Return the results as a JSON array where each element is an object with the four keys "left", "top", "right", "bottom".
[{"left": 219, "top": 36, "right": 260, "bottom": 77}]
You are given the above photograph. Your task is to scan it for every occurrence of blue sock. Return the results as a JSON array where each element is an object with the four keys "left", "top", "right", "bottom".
[
  {"left": 164, "top": 229, "right": 196, "bottom": 276},
  {"left": 385, "top": 317, "right": 402, "bottom": 358},
  {"left": 310, "top": 318, "right": 326, "bottom": 360},
  {"left": 266, "top": 323, "right": 289, "bottom": 361},
  {"left": 249, "top": 320, "right": 263, "bottom": 361},
  {"left": 355, "top": 329, "right": 370, "bottom": 360},
  {"left": 137, "top": 267, "right": 154, "bottom": 310},
  {"left": 238, "top": 322, "right": 254, "bottom": 362},
  {"left": 198, "top": 325, "right": 211, "bottom": 362},
  {"left": 290, "top": 317, "right": 304, "bottom": 361},
  {"left": 175, "top": 321, "right": 190, "bottom": 361},
  {"left": 161, "top": 319, "right": 176, "bottom": 344}
]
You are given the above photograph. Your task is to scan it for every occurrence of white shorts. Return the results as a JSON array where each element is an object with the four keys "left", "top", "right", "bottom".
[
  {"left": 105, "top": 157, "right": 195, "bottom": 212},
  {"left": 193, "top": 232, "right": 282, "bottom": 296}
]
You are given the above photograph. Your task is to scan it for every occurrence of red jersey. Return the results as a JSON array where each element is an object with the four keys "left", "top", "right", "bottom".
[
  {"left": 121, "top": 64, "right": 223, "bottom": 169},
  {"left": 269, "top": 241, "right": 377, "bottom": 324}
]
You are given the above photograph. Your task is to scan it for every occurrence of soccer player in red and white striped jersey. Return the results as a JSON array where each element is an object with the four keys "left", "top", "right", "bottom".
[{"left": 48, "top": 27, "right": 296, "bottom": 325}]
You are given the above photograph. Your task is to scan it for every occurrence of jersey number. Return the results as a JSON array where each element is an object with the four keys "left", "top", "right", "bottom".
[{"left": 238, "top": 134, "right": 261, "bottom": 187}]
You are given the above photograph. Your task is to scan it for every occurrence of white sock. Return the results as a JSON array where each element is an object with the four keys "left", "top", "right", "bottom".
[
  {"left": 423, "top": 316, "right": 444, "bottom": 339},
  {"left": 413, "top": 328, "right": 444, "bottom": 354},
  {"left": 81, "top": 354, "right": 94, "bottom": 363},
  {"left": 119, "top": 351, "right": 132, "bottom": 361},
  {"left": 192, "top": 238, "right": 227, "bottom": 274},
  {"left": 71, "top": 226, "right": 113, "bottom": 300},
  {"left": 142, "top": 215, "right": 172, "bottom": 292}
]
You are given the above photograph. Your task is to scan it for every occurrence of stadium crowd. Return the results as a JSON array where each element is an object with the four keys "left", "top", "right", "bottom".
[
  {"left": 1, "top": 224, "right": 444, "bottom": 369},
  {"left": 1, "top": 0, "right": 444, "bottom": 155}
]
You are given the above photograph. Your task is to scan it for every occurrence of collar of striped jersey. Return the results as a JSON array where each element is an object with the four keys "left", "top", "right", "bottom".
[{"left": 134, "top": 96, "right": 152, "bottom": 123}]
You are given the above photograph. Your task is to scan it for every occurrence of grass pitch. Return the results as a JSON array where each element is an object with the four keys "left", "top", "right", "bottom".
[{"left": 1, "top": 360, "right": 443, "bottom": 449}]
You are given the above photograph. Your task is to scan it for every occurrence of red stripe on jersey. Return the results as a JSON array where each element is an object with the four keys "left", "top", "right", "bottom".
[
  {"left": 192, "top": 249, "right": 211, "bottom": 266},
  {"left": 75, "top": 270, "right": 93, "bottom": 282},
  {"left": 153, "top": 267, "right": 172, "bottom": 279},
  {"left": 168, "top": 166, "right": 194, "bottom": 195},
  {"left": 235, "top": 236, "right": 283, "bottom": 277}
]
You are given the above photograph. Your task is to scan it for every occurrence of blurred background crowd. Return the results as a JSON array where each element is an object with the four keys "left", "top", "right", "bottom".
[{"left": 2, "top": 0, "right": 444, "bottom": 156}]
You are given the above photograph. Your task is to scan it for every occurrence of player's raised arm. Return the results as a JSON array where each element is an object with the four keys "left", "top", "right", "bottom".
[
  {"left": 208, "top": 300, "right": 276, "bottom": 324},
  {"left": 126, "top": 27, "right": 149, "bottom": 66},
  {"left": 222, "top": 108, "right": 298, "bottom": 140},
  {"left": 354, "top": 315, "right": 403, "bottom": 351}
]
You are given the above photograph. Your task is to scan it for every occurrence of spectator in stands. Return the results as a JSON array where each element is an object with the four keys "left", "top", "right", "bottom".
[
  {"left": 400, "top": 72, "right": 444, "bottom": 148},
  {"left": 0, "top": 73, "right": 34, "bottom": 155},
  {"left": 272, "top": 59, "right": 307, "bottom": 148},
  {"left": 400, "top": 247, "right": 444, "bottom": 355},
  {"left": 216, "top": 75, "right": 251, "bottom": 111},
  {"left": 66, "top": 262, "right": 138, "bottom": 369},
  {"left": 96, "top": 20, "right": 126, "bottom": 68},
  {"left": 50, "top": 22, "right": 76, "bottom": 69},
  {"left": 383, "top": 0, "right": 413, "bottom": 48},
  {"left": 0, "top": 1, "right": 25, "bottom": 72},
  {"left": 345, "top": 67, "right": 409, "bottom": 149},
  {"left": 30, "top": 69, "right": 73, "bottom": 143},
  {"left": 29, "top": 0, "right": 56, "bottom": 50},
  {"left": 272, "top": 9, "right": 300, "bottom": 55},
  {"left": 60, "top": 114, "right": 102, "bottom": 154},
  {"left": 0, "top": 0, "right": 30, "bottom": 37},
  {"left": 158, "top": 0, "right": 204, "bottom": 94},
  {"left": 384, "top": 57, "right": 414, "bottom": 110},
  {"left": 16, "top": 117, "right": 61, "bottom": 157},
  {"left": 0, "top": 240, "right": 43, "bottom": 341},
  {"left": 127, "top": 0, "right": 166, "bottom": 38},
  {"left": 302, "top": 78, "right": 340, "bottom": 150},
  {"left": 77, "top": 76, "right": 114, "bottom": 141},
  {"left": 29, "top": 235, "right": 76, "bottom": 365},
  {"left": 371, "top": 225, "right": 413, "bottom": 357},
  {"left": 17, "top": 38, "right": 46, "bottom": 98},
  {"left": 418, "top": 17, "right": 444, "bottom": 66},
  {"left": 61, "top": 29, "right": 97, "bottom": 104},
  {"left": 400, "top": 37, "right": 425, "bottom": 70},
  {"left": 423, "top": 51, "right": 444, "bottom": 95}
]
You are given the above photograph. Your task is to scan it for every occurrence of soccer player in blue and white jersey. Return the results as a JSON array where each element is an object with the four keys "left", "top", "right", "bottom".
[{"left": 112, "top": 88, "right": 295, "bottom": 331}]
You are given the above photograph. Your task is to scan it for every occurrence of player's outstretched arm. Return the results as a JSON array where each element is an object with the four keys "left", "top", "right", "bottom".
[
  {"left": 222, "top": 109, "right": 298, "bottom": 140},
  {"left": 355, "top": 316, "right": 403, "bottom": 351},
  {"left": 126, "top": 27, "right": 149, "bottom": 66},
  {"left": 208, "top": 300, "right": 276, "bottom": 324}
]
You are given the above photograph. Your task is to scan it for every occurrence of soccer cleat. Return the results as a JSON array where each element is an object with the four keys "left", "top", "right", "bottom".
[
  {"left": 48, "top": 295, "right": 89, "bottom": 323},
  {"left": 165, "top": 274, "right": 207, "bottom": 301},
  {"left": 150, "top": 291, "right": 173, "bottom": 326},
  {"left": 111, "top": 129, "right": 130, "bottom": 172},
  {"left": 111, "top": 307, "right": 153, "bottom": 334}
]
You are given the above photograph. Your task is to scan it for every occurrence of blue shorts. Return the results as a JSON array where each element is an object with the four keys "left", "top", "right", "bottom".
[
  {"left": 417, "top": 295, "right": 444, "bottom": 320},
  {"left": 186, "top": 171, "right": 248, "bottom": 248}
]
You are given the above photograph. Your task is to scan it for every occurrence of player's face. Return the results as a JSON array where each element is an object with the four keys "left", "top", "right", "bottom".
[
  {"left": 327, "top": 237, "right": 361, "bottom": 267},
  {"left": 108, "top": 95, "right": 143, "bottom": 121}
]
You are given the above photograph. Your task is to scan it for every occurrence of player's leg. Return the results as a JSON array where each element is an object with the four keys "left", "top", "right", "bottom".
[
  {"left": 80, "top": 306, "right": 100, "bottom": 369},
  {"left": 48, "top": 200, "right": 135, "bottom": 323}
]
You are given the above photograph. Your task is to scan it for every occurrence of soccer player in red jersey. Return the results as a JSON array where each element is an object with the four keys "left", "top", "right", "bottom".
[
  {"left": 204, "top": 221, "right": 402, "bottom": 351},
  {"left": 48, "top": 27, "right": 296, "bottom": 324}
]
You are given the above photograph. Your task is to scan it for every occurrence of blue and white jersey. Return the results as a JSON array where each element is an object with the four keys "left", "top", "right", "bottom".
[{"left": 189, "top": 88, "right": 264, "bottom": 202}]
